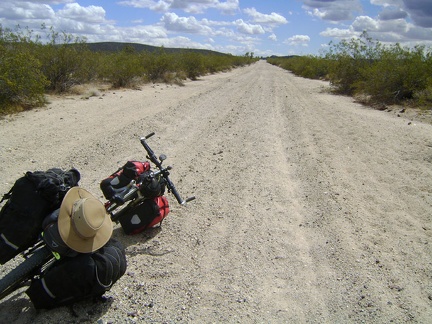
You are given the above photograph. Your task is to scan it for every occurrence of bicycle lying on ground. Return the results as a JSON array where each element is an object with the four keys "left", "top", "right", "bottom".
[{"left": 0, "top": 132, "right": 194, "bottom": 302}]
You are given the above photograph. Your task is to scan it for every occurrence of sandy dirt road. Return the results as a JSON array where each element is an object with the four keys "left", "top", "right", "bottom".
[{"left": 0, "top": 60, "right": 431, "bottom": 323}]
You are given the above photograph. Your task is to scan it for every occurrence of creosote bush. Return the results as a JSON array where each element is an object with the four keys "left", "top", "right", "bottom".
[
  {"left": 0, "top": 26, "right": 49, "bottom": 114},
  {"left": 267, "top": 32, "right": 432, "bottom": 108},
  {"left": 0, "top": 25, "right": 258, "bottom": 115}
]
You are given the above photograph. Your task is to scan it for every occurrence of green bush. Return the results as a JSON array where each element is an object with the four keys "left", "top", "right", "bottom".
[
  {"left": 267, "top": 56, "right": 329, "bottom": 80},
  {"left": 34, "top": 28, "right": 92, "bottom": 92},
  {"left": 99, "top": 49, "right": 145, "bottom": 88},
  {"left": 203, "top": 55, "right": 230, "bottom": 73},
  {"left": 355, "top": 44, "right": 431, "bottom": 103},
  {"left": 0, "top": 46, "right": 48, "bottom": 112},
  {"left": 178, "top": 51, "right": 205, "bottom": 80},
  {"left": 142, "top": 48, "right": 175, "bottom": 82},
  {"left": 324, "top": 33, "right": 379, "bottom": 95},
  {"left": 0, "top": 26, "right": 48, "bottom": 113},
  {"left": 0, "top": 24, "right": 262, "bottom": 115}
]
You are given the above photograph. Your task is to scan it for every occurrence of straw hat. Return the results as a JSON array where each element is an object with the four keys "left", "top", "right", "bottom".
[{"left": 58, "top": 187, "right": 113, "bottom": 253}]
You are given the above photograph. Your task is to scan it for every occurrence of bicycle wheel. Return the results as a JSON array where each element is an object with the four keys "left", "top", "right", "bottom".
[{"left": 0, "top": 246, "right": 52, "bottom": 301}]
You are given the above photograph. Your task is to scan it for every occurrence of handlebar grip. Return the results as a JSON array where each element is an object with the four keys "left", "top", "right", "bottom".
[
  {"left": 168, "top": 180, "right": 184, "bottom": 204},
  {"left": 167, "top": 180, "right": 195, "bottom": 205},
  {"left": 145, "top": 132, "right": 155, "bottom": 139},
  {"left": 185, "top": 196, "right": 196, "bottom": 203}
]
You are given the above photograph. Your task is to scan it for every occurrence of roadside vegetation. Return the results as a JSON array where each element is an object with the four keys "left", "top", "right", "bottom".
[
  {"left": 0, "top": 25, "right": 258, "bottom": 116},
  {"left": 267, "top": 32, "right": 432, "bottom": 110}
]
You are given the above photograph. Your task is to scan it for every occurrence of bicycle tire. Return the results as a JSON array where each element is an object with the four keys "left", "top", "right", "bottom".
[{"left": 0, "top": 246, "right": 52, "bottom": 301}]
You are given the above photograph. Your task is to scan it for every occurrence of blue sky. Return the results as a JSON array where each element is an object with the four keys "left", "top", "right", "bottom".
[{"left": 1, "top": 1, "right": 431, "bottom": 56}]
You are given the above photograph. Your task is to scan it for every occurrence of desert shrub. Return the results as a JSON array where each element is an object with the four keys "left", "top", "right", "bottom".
[
  {"left": 355, "top": 44, "right": 431, "bottom": 104},
  {"left": 411, "top": 52, "right": 432, "bottom": 107},
  {"left": 0, "top": 46, "right": 48, "bottom": 112},
  {"left": 142, "top": 48, "right": 175, "bottom": 82},
  {"left": 414, "top": 84, "right": 432, "bottom": 107},
  {"left": 178, "top": 51, "right": 205, "bottom": 80},
  {"left": 203, "top": 55, "right": 233, "bottom": 73},
  {"left": 99, "top": 49, "right": 145, "bottom": 88},
  {"left": 267, "top": 56, "right": 329, "bottom": 80},
  {"left": 324, "top": 33, "right": 432, "bottom": 105},
  {"left": 325, "top": 34, "right": 379, "bottom": 95},
  {"left": 0, "top": 26, "right": 48, "bottom": 113},
  {"left": 0, "top": 24, "right": 264, "bottom": 115},
  {"left": 33, "top": 27, "right": 92, "bottom": 92}
]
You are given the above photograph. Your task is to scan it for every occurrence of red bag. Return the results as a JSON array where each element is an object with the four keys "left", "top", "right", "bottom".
[{"left": 119, "top": 196, "right": 170, "bottom": 235}]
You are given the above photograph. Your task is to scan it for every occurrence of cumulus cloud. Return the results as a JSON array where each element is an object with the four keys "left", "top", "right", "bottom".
[
  {"left": 321, "top": 12, "right": 431, "bottom": 45},
  {"left": 370, "top": 0, "right": 404, "bottom": 6},
  {"left": 284, "top": 35, "right": 310, "bottom": 46},
  {"left": 243, "top": 7, "right": 288, "bottom": 25},
  {"left": 123, "top": 25, "right": 168, "bottom": 39},
  {"left": 316, "top": 1, "right": 432, "bottom": 48},
  {"left": 11, "top": 0, "right": 74, "bottom": 3},
  {"left": 161, "top": 12, "right": 213, "bottom": 34},
  {"left": 268, "top": 33, "right": 277, "bottom": 41},
  {"left": 57, "top": 3, "right": 107, "bottom": 24},
  {"left": 402, "top": 0, "right": 432, "bottom": 27},
  {"left": 0, "top": 2, "right": 54, "bottom": 21},
  {"left": 378, "top": 8, "right": 408, "bottom": 21},
  {"left": 215, "top": 0, "right": 240, "bottom": 15},
  {"left": 1, "top": 0, "right": 430, "bottom": 56},
  {"left": 234, "top": 19, "right": 265, "bottom": 35},
  {"left": 301, "top": 0, "right": 362, "bottom": 22},
  {"left": 119, "top": 0, "right": 239, "bottom": 14},
  {"left": 320, "top": 27, "right": 356, "bottom": 39},
  {"left": 371, "top": 0, "right": 432, "bottom": 28}
]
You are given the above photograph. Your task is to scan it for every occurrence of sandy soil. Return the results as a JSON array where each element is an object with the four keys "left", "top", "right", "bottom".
[{"left": 0, "top": 60, "right": 431, "bottom": 323}]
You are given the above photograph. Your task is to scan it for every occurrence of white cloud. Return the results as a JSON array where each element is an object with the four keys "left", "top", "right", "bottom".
[
  {"left": 370, "top": 0, "right": 404, "bottom": 6},
  {"left": 119, "top": 0, "right": 239, "bottom": 15},
  {"left": 243, "top": 7, "right": 288, "bottom": 25},
  {"left": 320, "top": 27, "right": 357, "bottom": 39},
  {"left": 57, "top": 3, "right": 107, "bottom": 24},
  {"left": 320, "top": 12, "right": 432, "bottom": 47},
  {"left": 0, "top": 2, "right": 55, "bottom": 21},
  {"left": 0, "top": 0, "right": 430, "bottom": 56},
  {"left": 161, "top": 12, "right": 213, "bottom": 34},
  {"left": 216, "top": 0, "right": 240, "bottom": 15},
  {"left": 284, "top": 35, "right": 310, "bottom": 46},
  {"left": 352, "top": 15, "right": 379, "bottom": 31},
  {"left": 234, "top": 19, "right": 265, "bottom": 35},
  {"left": 269, "top": 33, "right": 277, "bottom": 41},
  {"left": 12, "top": 0, "right": 74, "bottom": 3}
]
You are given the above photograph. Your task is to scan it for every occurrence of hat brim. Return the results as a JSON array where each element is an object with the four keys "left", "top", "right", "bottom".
[{"left": 58, "top": 187, "right": 113, "bottom": 253}]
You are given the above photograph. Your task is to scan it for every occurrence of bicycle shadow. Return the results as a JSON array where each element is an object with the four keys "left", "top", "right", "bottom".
[
  {"left": 0, "top": 288, "right": 36, "bottom": 322},
  {"left": 0, "top": 287, "right": 115, "bottom": 324},
  {"left": 111, "top": 224, "right": 162, "bottom": 248}
]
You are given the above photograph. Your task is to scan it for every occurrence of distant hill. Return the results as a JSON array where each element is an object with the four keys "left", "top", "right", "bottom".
[
  {"left": 267, "top": 55, "right": 300, "bottom": 59},
  {"left": 83, "top": 42, "right": 230, "bottom": 56}
]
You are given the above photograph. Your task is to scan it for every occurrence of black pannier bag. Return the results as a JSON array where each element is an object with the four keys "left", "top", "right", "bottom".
[
  {"left": 26, "top": 238, "right": 127, "bottom": 309},
  {"left": 0, "top": 168, "right": 80, "bottom": 264}
]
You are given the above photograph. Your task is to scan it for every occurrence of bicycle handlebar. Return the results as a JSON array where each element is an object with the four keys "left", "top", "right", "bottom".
[
  {"left": 140, "top": 133, "right": 195, "bottom": 205},
  {"left": 106, "top": 133, "right": 195, "bottom": 215}
]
